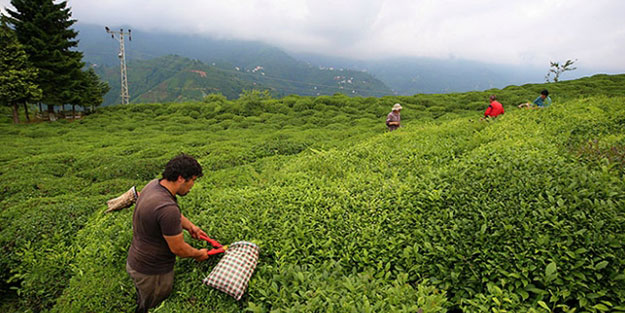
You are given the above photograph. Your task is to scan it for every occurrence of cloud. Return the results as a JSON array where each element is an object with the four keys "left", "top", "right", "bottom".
[
  {"left": 361, "top": 0, "right": 625, "bottom": 69},
  {"left": 2, "top": 0, "right": 624, "bottom": 71},
  {"left": 0, "top": 0, "right": 10, "bottom": 15}
]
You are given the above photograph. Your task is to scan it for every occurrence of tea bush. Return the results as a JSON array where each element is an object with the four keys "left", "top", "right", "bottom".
[
  {"left": 53, "top": 97, "right": 625, "bottom": 312},
  {"left": 1, "top": 74, "right": 624, "bottom": 312}
]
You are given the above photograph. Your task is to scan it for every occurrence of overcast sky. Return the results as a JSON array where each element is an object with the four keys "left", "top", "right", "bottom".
[{"left": 2, "top": 0, "right": 624, "bottom": 72}]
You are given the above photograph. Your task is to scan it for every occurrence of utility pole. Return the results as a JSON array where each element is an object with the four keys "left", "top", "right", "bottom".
[{"left": 105, "top": 27, "right": 132, "bottom": 104}]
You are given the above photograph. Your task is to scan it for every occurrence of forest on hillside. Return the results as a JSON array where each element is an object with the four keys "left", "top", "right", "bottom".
[{"left": 91, "top": 55, "right": 393, "bottom": 106}]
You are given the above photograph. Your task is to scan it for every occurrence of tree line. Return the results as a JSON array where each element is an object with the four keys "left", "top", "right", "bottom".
[{"left": 0, "top": 0, "right": 110, "bottom": 124}]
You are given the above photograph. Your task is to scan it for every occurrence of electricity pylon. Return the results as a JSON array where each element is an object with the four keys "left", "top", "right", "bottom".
[{"left": 105, "top": 27, "right": 132, "bottom": 104}]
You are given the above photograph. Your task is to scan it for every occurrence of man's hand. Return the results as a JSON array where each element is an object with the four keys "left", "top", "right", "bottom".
[
  {"left": 194, "top": 248, "right": 209, "bottom": 261},
  {"left": 164, "top": 233, "right": 209, "bottom": 261},
  {"left": 188, "top": 225, "right": 207, "bottom": 240},
  {"left": 181, "top": 214, "right": 207, "bottom": 240}
]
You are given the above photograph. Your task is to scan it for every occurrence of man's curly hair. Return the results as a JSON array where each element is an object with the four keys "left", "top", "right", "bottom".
[{"left": 162, "top": 154, "right": 203, "bottom": 181}]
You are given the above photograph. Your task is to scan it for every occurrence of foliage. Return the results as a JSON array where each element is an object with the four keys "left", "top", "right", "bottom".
[
  {"left": 1, "top": 74, "right": 625, "bottom": 312},
  {"left": 68, "top": 68, "right": 110, "bottom": 111},
  {"left": 239, "top": 89, "right": 273, "bottom": 116},
  {"left": 6, "top": 0, "right": 84, "bottom": 110},
  {"left": 0, "top": 15, "right": 41, "bottom": 123},
  {"left": 545, "top": 59, "right": 577, "bottom": 83},
  {"left": 93, "top": 55, "right": 393, "bottom": 106},
  {"left": 203, "top": 93, "right": 228, "bottom": 104},
  {"left": 77, "top": 23, "right": 393, "bottom": 99}
]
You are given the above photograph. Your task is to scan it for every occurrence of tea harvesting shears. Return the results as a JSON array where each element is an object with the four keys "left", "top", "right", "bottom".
[{"left": 199, "top": 234, "right": 228, "bottom": 255}]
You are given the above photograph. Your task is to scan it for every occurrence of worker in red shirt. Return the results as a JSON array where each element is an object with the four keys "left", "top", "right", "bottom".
[{"left": 483, "top": 95, "right": 504, "bottom": 119}]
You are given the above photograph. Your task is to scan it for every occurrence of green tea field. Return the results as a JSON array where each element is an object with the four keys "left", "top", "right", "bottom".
[{"left": 1, "top": 75, "right": 624, "bottom": 312}]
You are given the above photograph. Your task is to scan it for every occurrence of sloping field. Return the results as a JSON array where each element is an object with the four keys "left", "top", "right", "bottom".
[{"left": 1, "top": 75, "right": 624, "bottom": 312}]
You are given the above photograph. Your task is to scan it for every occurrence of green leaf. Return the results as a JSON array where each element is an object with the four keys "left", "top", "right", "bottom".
[
  {"left": 546, "top": 262, "right": 557, "bottom": 277},
  {"left": 538, "top": 301, "right": 550, "bottom": 311},
  {"left": 593, "top": 304, "right": 610, "bottom": 312},
  {"left": 519, "top": 290, "right": 529, "bottom": 300},
  {"left": 492, "top": 297, "right": 501, "bottom": 306},
  {"left": 527, "top": 287, "right": 548, "bottom": 295},
  {"left": 595, "top": 261, "right": 609, "bottom": 270}
]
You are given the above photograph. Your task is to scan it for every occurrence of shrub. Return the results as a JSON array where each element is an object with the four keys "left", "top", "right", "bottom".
[{"left": 2, "top": 75, "right": 624, "bottom": 313}]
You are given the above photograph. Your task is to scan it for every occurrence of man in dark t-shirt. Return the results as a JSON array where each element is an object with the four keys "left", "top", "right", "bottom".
[{"left": 126, "top": 154, "right": 210, "bottom": 313}]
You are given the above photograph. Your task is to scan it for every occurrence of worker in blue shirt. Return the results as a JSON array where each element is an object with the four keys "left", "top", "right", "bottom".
[
  {"left": 533, "top": 89, "right": 552, "bottom": 107},
  {"left": 519, "top": 89, "right": 552, "bottom": 108}
]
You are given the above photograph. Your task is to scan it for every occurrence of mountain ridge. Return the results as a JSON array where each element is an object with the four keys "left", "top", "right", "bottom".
[
  {"left": 80, "top": 23, "right": 394, "bottom": 105},
  {"left": 78, "top": 22, "right": 610, "bottom": 104},
  {"left": 92, "top": 54, "right": 393, "bottom": 105}
]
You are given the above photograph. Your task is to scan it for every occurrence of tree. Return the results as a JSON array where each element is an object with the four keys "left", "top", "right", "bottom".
[
  {"left": 86, "top": 68, "right": 110, "bottom": 111},
  {"left": 69, "top": 68, "right": 110, "bottom": 116},
  {"left": 6, "top": 0, "right": 84, "bottom": 120},
  {"left": 545, "top": 59, "right": 577, "bottom": 83},
  {"left": 0, "top": 15, "right": 42, "bottom": 124},
  {"left": 238, "top": 89, "right": 272, "bottom": 116},
  {"left": 66, "top": 70, "right": 86, "bottom": 118},
  {"left": 203, "top": 93, "right": 227, "bottom": 104}
]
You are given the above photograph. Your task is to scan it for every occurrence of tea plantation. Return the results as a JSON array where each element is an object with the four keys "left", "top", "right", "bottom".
[{"left": 1, "top": 74, "right": 624, "bottom": 312}]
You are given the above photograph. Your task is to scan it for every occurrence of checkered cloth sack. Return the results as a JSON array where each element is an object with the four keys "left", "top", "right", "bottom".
[{"left": 202, "top": 241, "right": 259, "bottom": 300}]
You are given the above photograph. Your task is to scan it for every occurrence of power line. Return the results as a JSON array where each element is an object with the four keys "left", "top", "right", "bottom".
[{"left": 105, "top": 26, "right": 132, "bottom": 104}]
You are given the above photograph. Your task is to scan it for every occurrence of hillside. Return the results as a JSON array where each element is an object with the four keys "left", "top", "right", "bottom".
[
  {"left": 77, "top": 23, "right": 299, "bottom": 69},
  {"left": 294, "top": 53, "right": 548, "bottom": 94},
  {"left": 77, "top": 23, "right": 596, "bottom": 97},
  {"left": 1, "top": 75, "right": 624, "bottom": 312},
  {"left": 93, "top": 55, "right": 393, "bottom": 105},
  {"left": 78, "top": 24, "right": 393, "bottom": 104},
  {"left": 92, "top": 55, "right": 264, "bottom": 104}
]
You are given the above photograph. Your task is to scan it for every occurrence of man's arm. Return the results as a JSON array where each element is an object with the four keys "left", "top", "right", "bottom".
[
  {"left": 386, "top": 117, "right": 400, "bottom": 126},
  {"left": 181, "top": 214, "right": 207, "bottom": 239},
  {"left": 163, "top": 233, "right": 208, "bottom": 261},
  {"left": 180, "top": 214, "right": 194, "bottom": 231}
]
